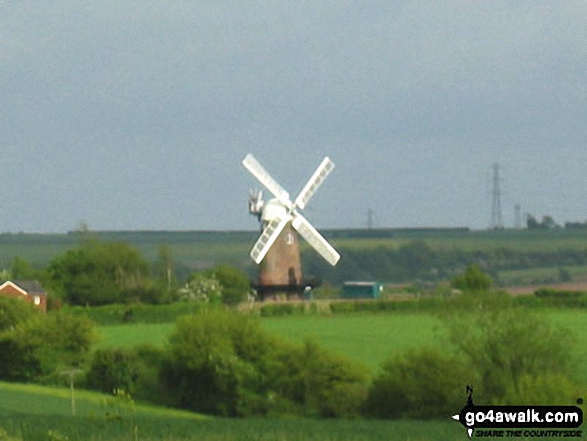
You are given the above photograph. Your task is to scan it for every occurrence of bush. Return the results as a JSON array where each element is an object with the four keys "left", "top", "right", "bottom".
[
  {"left": 0, "top": 312, "right": 95, "bottom": 382},
  {"left": 211, "top": 264, "right": 251, "bottom": 306},
  {"left": 451, "top": 265, "right": 492, "bottom": 292},
  {"left": 85, "top": 348, "right": 134, "bottom": 394},
  {"left": 297, "top": 339, "right": 369, "bottom": 418},
  {"left": 160, "top": 309, "right": 369, "bottom": 417},
  {"left": 161, "top": 310, "right": 266, "bottom": 416},
  {"left": 443, "top": 293, "right": 578, "bottom": 405},
  {"left": 84, "top": 345, "right": 166, "bottom": 404},
  {"left": 498, "top": 373, "right": 578, "bottom": 406},
  {"left": 0, "top": 296, "right": 38, "bottom": 332},
  {"left": 364, "top": 346, "right": 474, "bottom": 419},
  {"left": 363, "top": 292, "right": 581, "bottom": 419}
]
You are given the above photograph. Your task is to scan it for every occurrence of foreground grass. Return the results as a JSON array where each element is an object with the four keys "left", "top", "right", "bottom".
[
  {"left": 0, "top": 381, "right": 466, "bottom": 441},
  {"left": 1, "top": 414, "right": 469, "bottom": 441},
  {"left": 0, "top": 381, "right": 205, "bottom": 420}
]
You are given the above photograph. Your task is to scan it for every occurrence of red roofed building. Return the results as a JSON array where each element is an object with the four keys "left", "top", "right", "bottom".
[{"left": 0, "top": 280, "right": 47, "bottom": 312}]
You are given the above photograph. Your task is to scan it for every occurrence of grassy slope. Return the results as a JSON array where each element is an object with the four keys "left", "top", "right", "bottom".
[
  {"left": 0, "top": 382, "right": 463, "bottom": 441},
  {"left": 0, "top": 381, "right": 205, "bottom": 419}
]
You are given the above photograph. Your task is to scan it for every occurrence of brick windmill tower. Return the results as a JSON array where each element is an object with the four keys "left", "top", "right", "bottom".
[{"left": 242, "top": 154, "right": 340, "bottom": 299}]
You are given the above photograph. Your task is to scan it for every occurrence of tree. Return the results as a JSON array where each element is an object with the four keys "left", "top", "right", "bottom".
[
  {"left": 210, "top": 264, "right": 251, "bottom": 305},
  {"left": 161, "top": 310, "right": 258, "bottom": 416},
  {"left": 527, "top": 214, "right": 560, "bottom": 230},
  {"left": 156, "top": 245, "right": 177, "bottom": 298},
  {"left": 47, "top": 240, "right": 159, "bottom": 305},
  {"left": 180, "top": 273, "right": 222, "bottom": 303},
  {"left": 183, "top": 265, "right": 251, "bottom": 305},
  {"left": 451, "top": 264, "right": 492, "bottom": 292},
  {"left": 364, "top": 346, "right": 474, "bottom": 419},
  {"left": 0, "top": 296, "right": 38, "bottom": 332},
  {"left": 0, "top": 312, "right": 95, "bottom": 381},
  {"left": 10, "top": 256, "right": 38, "bottom": 280}
]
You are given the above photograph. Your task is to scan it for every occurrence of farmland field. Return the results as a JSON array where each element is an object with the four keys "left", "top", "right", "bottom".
[
  {"left": 96, "top": 309, "right": 587, "bottom": 384},
  {"left": 95, "top": 313, "right": 444, "bottom": 371}
]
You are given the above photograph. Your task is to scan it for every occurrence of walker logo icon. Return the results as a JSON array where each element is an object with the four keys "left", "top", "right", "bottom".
[{"left": 451, "top": 386, "right": 583, "bottom": 438}]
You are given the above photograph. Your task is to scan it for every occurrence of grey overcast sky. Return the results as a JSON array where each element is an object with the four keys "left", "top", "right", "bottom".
[{"left": 1, "top": 1, "right": 586, "bottom": 233}]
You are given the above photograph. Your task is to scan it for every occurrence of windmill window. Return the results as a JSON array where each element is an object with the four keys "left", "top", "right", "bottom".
[{"left": 33, "top": 296, "right": 41, "bottom": 305}]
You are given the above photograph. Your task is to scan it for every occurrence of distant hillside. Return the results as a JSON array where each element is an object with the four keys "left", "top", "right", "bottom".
[{"left": 2, "top": 228, "right": 587, "bottom": 286}]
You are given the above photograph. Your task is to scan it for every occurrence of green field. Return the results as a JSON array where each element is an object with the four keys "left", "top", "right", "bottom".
[
  {"left": 0, "top": 381, "right": 204, "bottom": 420},
  {"left": 95, "top": 313, "right": 444, "bottom": 370},
  {"left": 96, "top": 323, "right": 174, "bottom": 350},
  {"left": 0, "top": 382, "right": 563, "bottom": 441},
  {"left": 0, "top": 382, "right": 464, "bottom": 441},
  {"left": 96, "top": 309, "right": 587, "bottom": 384}
]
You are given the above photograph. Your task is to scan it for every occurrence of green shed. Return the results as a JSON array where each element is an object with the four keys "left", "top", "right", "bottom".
[{"left": 341, "top": 281, "right": 383, "bottom": 299}]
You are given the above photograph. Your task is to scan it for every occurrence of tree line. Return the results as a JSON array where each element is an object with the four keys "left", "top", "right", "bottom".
[
  {"left": 304, "top": 240, "right": 587, "bottom": 285},
  {"left": 5, "top": 238, "right": 251, "bottom": 308}
]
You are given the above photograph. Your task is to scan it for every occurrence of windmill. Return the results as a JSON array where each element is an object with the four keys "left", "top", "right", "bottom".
[{"left": 242, "top": 153, "right": 340, "bottom": 299}]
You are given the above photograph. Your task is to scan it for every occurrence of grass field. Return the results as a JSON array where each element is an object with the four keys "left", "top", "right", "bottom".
[
  {"left": 0, "top": 382, "right": 562, "bottom": 441},
  {"left": 96, "top": 309, "right": 587, "bottom": 384},
  {"left": 0, "top": 382, "right": 464, "bottom": 441},
  {"left": 0, "top": 381, "right": 205, "bottom": 420},
  {"left": 95, "top": 313, "right": 444, "bottom": 371},
  {"left": 95, "top": 323, "right": 174, "bottom": 349}
]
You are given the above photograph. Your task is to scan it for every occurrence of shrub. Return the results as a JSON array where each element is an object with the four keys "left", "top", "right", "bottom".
[
  {"left": 364, "top": 346, "right": 474, "bottom": 419},
  {"left": 0, "top": 312, "right": 95, "bottom": 382},
  {"left": 160, "top": 309, "right": 369, "bottom": 417},
  {"left": 0, "top": 296, "right": 38, "bottom": 332},
  {"left": 211, "top": 264, "right": 251, "bottom": 306},
  {"left": 161, "top": 310, "right": 264, "bottom": 416},
  {"left": 297, "top": 339, "right": 369, "bottom": 418},
  {"left": 443, "top": 294, "right": 578, "bottom": 405},
  {"left": 85, "top": 345, "right": 167, "bottom": 405},
  {"left": 451, "top": 265, "right": 492, "bottom": 292},
  {"left": 498, "top": 373, "right": 578, "bottom": 406},
  {"left": 85, "top": 348, "right": 137, "bottom": 395}
]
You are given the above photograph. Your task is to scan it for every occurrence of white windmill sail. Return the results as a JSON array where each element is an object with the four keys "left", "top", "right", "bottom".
[
  {"left": 250, "top": 215, "right": 290, "bottom": 264},
  {"left": 242, "top": 154, "right": 292, "bottom": 209},
  {"left": 291, "top": 213, "right": 340, "bottom": 266},
  {"left": 243, "top": 153, "right": 340, "bottom": 267},
  {"left": 294, "top": 157, "right": 335, "bottom": 210}
]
